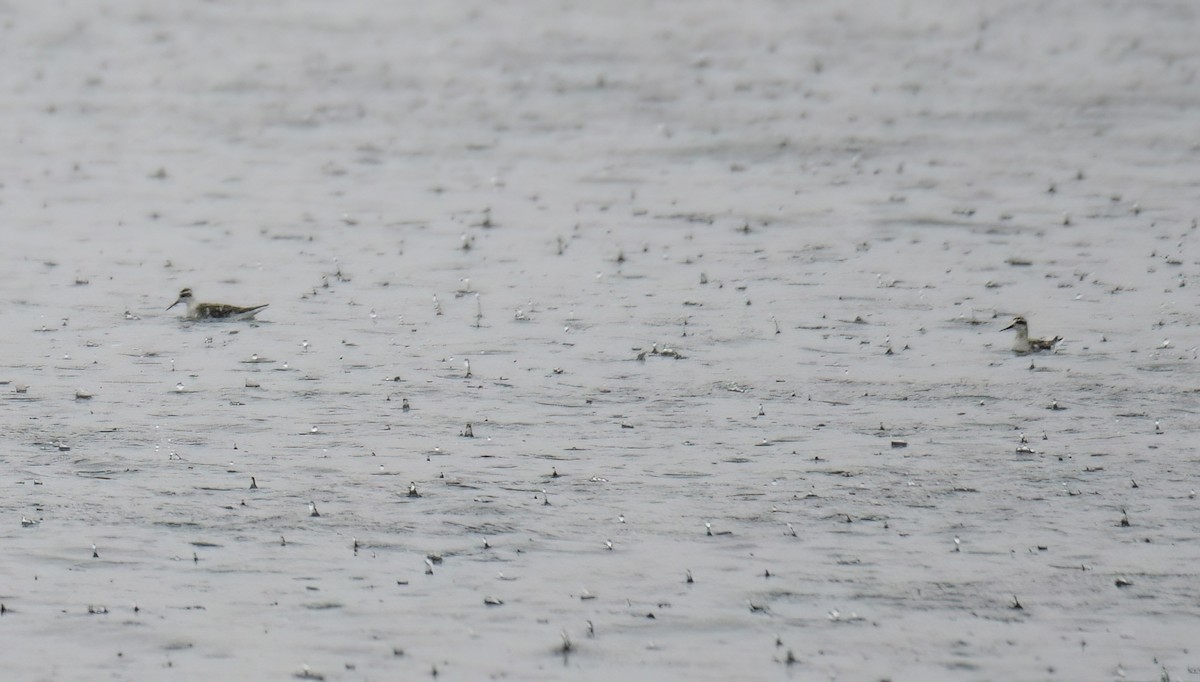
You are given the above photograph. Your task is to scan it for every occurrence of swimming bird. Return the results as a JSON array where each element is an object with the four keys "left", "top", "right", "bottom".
[
  {"left": 167, "top": 288, "right": 268, "bottom": 320},
  {"left": 1001, "top": 316, "right": 1061, "bottom": 353}
]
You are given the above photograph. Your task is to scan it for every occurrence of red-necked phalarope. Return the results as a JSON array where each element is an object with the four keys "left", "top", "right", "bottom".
[
  {"left": 167, "top": 288, "right": 268, "bottom": 320},
  {"left": 1001, "top": 316, "right": 1061, "bottom": 353}
]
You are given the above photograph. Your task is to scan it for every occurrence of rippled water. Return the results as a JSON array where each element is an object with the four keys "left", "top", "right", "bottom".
[{"left": 3, "top": 1, "right": 1199, "bottom": 680}]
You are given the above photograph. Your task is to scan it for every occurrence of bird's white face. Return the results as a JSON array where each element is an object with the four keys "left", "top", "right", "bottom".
[
  {"left": 1002, "top": 317, "right": 1028, "bottom": 334},
  {"left": 167, "top": 288, "right": 194, "bottom": 311}
]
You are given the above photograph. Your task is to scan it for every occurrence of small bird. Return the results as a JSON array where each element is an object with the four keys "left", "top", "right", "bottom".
[
  {"left": 167, "top": 288, "right": 269, "bottom": 320},
  {"left": 1001, "top": 316, "right": 1061, "bottom": 353}
]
